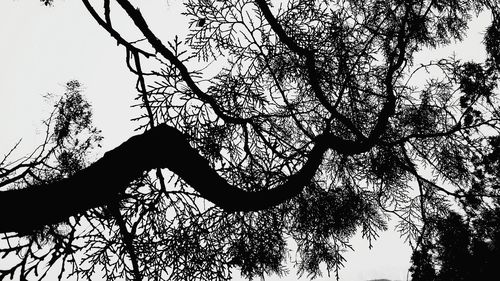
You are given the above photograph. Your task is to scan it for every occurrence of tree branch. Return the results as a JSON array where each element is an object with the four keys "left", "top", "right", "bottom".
[
  {"left": 108, "top": 202, "right": 141, "bottom": 281},
  {"left": 81, "top": 0, "right": 153, "bottom": 58},
  {"left": 253, "top": 0, "right": 365, "bottom": 140},
  {"left": 114, "top": 0, "right": 251, "bottom": 125},
  {"left": 0, "top": 124, "right": 327, "bottom": 234}
]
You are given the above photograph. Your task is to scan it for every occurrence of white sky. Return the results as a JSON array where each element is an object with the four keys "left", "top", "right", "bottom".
[{"left": 0, "top": 1, "right": 491, "bottom": 281}]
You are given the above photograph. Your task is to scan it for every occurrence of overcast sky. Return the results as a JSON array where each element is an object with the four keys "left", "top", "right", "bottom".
[{"left": 0, "top": 1, "right": 491, "bottom": 280}]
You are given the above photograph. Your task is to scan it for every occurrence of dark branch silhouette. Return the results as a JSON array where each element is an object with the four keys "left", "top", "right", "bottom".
[
  {"left": 2, "top": 0, "right": 500, "bottom": 280},
  {"left": 0, "top": 123, "right": 328, "bottom": 233}
]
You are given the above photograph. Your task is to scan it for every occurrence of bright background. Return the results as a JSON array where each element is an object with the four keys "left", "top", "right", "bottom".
[{"left": 0, "top": 1, "right": 490, "bottom": 280}]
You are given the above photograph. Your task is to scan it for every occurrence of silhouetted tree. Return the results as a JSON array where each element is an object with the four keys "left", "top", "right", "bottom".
[
  {"left": 1, "top": 0, "right": 500, "bottom": 280},
  {"left": 409, "top": 133, "right": 500, "bottom": 281},
  {"left": 409, "top": 202, "right": 500, "bottom": 281}
]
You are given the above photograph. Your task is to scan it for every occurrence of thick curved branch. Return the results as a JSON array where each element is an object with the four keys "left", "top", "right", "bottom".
[{"left": 0, "top": 124, "right": 327, "bottom": 234}]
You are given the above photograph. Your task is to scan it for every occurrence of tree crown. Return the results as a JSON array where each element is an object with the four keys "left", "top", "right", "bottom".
[{"left": 1, "top": 0, "right": 500, "bottom": 280}]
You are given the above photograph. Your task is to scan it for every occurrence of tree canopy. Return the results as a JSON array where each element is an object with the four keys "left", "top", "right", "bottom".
[
  {"left": 409, "top": 203, "right": 500, "bottom": 281},
  {"left": 1, "top": 0, "right": 500, "bottom": 280}
]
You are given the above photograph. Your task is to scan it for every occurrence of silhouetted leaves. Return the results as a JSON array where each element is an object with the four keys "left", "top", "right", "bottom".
[
  {"left": 0, "top": 80, "right": 101, "bottom": 280},
  {"left": 3, "top": 0, "right": 500, "bottom": 280},
  {"left": 485, "top": 19, "right": 500, "bottom": 70},
  {"left": 228, "top": 212, "right": 287, "bottom": 280},
  {"left": 410, "top": 205, "right": 500, "bottom": 281},
  {"left": 410, "top": 129, "right": 500, "bottom": 281},
  {"left": 458, "top": 62, "right": 496, "bottom": 107}
]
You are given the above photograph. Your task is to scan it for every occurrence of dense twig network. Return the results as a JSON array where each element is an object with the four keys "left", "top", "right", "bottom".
[{"left": 1, "top": 0, "right": 500, "bottom": 280}]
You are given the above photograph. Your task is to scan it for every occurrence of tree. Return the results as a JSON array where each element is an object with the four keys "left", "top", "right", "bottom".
[
  {"left": 409, "top": 200, "right": 500, "bottom": 281},
  {"left": 1, "top": 0, "right": 500, "bottom": 280},
  {"left": 409, "top": 133, "right": 500, "bottom": 281}
]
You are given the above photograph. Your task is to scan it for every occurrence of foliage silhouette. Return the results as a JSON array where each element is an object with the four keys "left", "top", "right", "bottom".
[
  {"left": 1, "top": 0, "right": 500, "bottom": 280},
  {"left": 409, "top": 134, "right": 500, "bottom": 281},
  {"left": 409, "top": 202, "right": 500, "bottom": 281}
]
